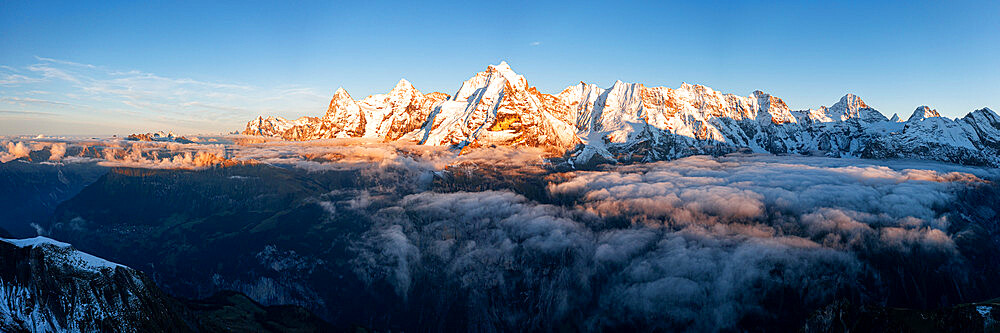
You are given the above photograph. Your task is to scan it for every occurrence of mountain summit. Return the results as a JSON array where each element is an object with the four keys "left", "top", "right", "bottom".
[
  {"left": 244, "top": 62, "right": 1000, "bottom": 167},
  {"left": 908, "top": 106, "right": 942, "bottom": 122}
]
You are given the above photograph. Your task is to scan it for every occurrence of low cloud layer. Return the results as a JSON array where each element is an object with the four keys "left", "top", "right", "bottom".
[
  {"left": 345, "top": 155, "right": 999, "bottom": 331},
  {"left": 350, "top": 190, "right": 863, "bottom": 331},
  {"left": 0, "top": 136, "right": 552, "bottom": 174},
  {"left": 0, "top": 141, "right": 31, "bottom": 162},
  {"left": 12, "top": 136, "right": 999, "bottom": 331},
  {"left": 549, "top": 155, "right": 990, "bottom": 237}
]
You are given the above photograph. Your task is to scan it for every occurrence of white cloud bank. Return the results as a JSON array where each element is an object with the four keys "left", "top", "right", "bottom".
[
  {"left": 345, "top": 154, "right": 998, "bottom": 331},
  {"left": 6, "top": 136, "right": 999, "bottom": 331}
]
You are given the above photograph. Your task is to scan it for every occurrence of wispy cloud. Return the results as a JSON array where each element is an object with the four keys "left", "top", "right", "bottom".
[
  {"left": 530, "top": 41, "right": 542, "bottom": 46},
  {"left": 0, "top": 109, "right": 60, "bottom": 116},
  {"left": 0, "top": 96, "right": 74, "bottom": 107},
  {"left": 34, "top": 56, "right": 97, "bottom": 69},
  {"left": 179, "top": 101, "right": 248, "bottom": 112},
  {"left": 0, "top": 56, "right": 330, "bottom": 134},
  {"left": 0, "top": 73, "right": 43, "bottom": 86},
  {"left": 26, "top": 64, "right": 81, "bottom": 83}
]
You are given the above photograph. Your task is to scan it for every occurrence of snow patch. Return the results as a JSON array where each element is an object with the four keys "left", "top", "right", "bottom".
[{"left": 1, "top": 237, "right": 124, "bottom": 271}]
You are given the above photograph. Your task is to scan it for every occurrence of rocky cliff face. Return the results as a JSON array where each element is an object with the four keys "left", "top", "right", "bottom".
[
  {"left": 244, "top": 62, "right": 1000, "bottom": 167},
  {"left": 0, "top": 237, "right": 332, "bottom": 333},
  {"left": 0, "top": 237, "right": 189, "bottom": 332}
]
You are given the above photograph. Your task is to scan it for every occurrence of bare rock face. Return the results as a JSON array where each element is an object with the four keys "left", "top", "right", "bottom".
[{"left": 244, "top": 62, "right": 1000, "bottom": 167}]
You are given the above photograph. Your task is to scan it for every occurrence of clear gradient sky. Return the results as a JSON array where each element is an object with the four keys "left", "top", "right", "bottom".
[{"left": 1, "top": 0, "right": 998, "bottom": 135}]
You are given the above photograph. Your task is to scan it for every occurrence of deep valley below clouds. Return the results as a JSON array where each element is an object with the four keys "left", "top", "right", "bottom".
[{"left": 2, "top": 137, "right": 998, "bottom": 331}]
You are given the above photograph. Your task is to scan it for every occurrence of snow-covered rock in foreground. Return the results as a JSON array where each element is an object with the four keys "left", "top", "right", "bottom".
[
  {"left": 0, "top": 237, "right": 334, "bottom": 332},
  {"left": 243, "top": 62, "right": 1000, "bottom": 167},
  {"left": 2, "top": 237, "right": 123, "bottom": 272},
  {"left": 0, "top": 237, "right": 186, "bottom": 332}
]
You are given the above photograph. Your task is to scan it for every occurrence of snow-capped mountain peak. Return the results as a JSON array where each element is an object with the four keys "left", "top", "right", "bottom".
[
  {"left": 491, "top": 61, "right": 514, "bottom": 75},
  {"left": 451, "top": 62, "right": 528, "bottom": 102},
  {"left": 326, "top": 87, "right": 356, "bottom": 118},
  {"left": 331, "top": 87, "right": 351, "bottom": 100},
  {"left": 907, "top": 105, "right": 942, "bottom": 122},
  {"left": 822, "top": 93, "right": 878, "bottom": 121},
  {"left": 834, "top": 93, "right": 869, "bottom": 110},
  {"left": 243, "top": 62, "right": 1000, "bottom": 167},
  {"left": 322, "top": 87, "right": 365, "bottom": 137},
  {"left": 391, "top": 78, "right": 415, "bottom": 93}
]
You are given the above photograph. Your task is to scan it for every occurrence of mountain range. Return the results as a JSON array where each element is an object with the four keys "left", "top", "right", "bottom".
[{"left": 243, "top": 62, "right": 1000, "bottom": 167}]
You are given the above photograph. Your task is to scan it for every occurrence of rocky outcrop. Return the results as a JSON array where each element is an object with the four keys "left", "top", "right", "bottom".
[{"left": 0, "top": 237, "right": 332, "bottom": 332}]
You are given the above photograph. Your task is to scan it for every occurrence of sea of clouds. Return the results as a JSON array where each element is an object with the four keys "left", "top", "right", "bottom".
[
  {"left": 4, "top": 136, "right": 999, "bottom": 331},
  {"left": 346, "top": 155, "right": 998, "bottom": 330}
]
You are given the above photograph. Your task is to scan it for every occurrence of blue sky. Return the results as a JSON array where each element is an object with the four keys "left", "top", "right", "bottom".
[{"left": 1, "top": 0, "right": 998, "bottom": 135}]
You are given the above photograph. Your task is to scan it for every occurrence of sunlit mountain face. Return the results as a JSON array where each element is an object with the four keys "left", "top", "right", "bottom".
[
  {"left": 243, "top": 63, "right": 1000, "bottom": 168},
  {"left": 1, "top": 135, "right": 999, "bottom": 331}
]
